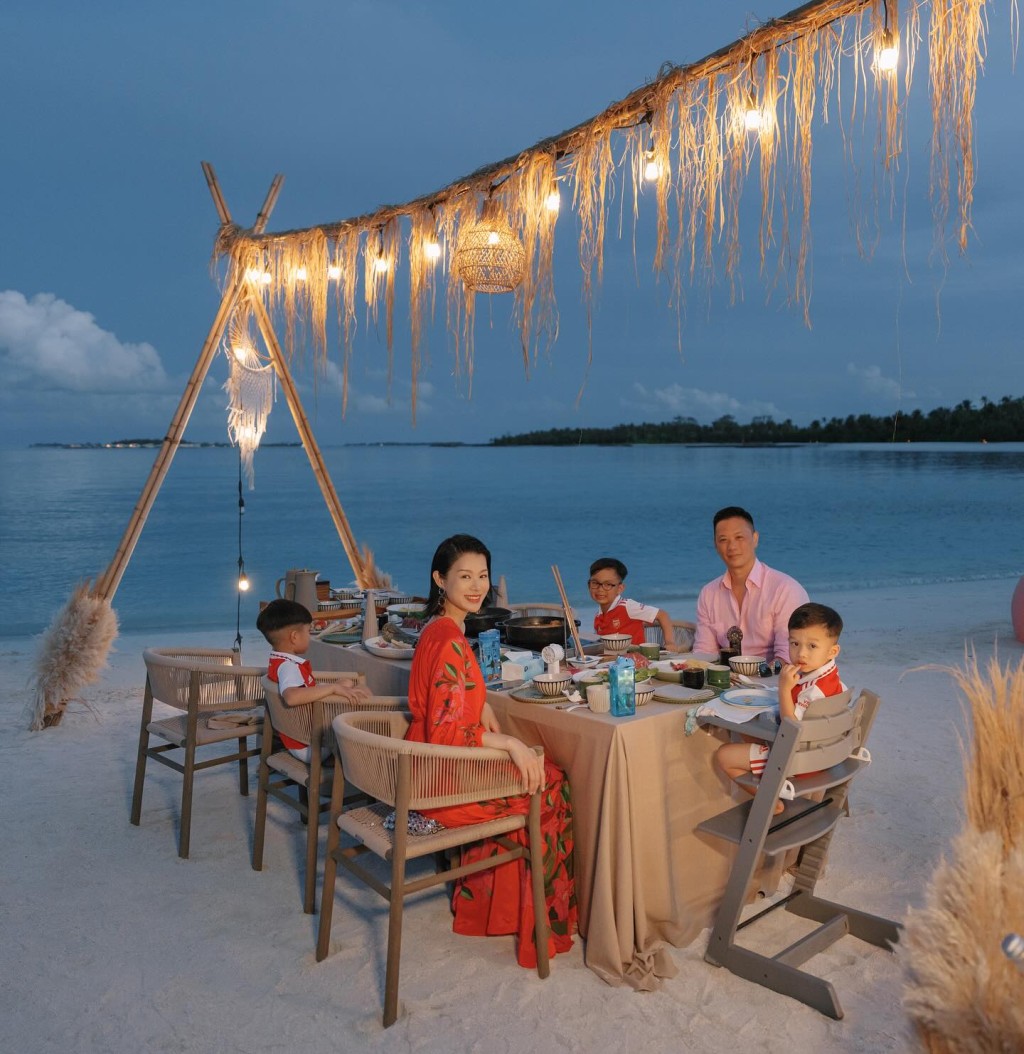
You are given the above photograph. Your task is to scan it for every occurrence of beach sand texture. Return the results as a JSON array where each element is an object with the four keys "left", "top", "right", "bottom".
[{"left": 2, "top": 578, "right": 1017, "bottom": 1053}]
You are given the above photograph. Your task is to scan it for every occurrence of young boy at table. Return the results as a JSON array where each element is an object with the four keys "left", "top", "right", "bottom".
[
  {"left": 588, "top": 557, "right": 677, "bottom": 648},
  {"left": 256, "top": 598, "right": 365, "bottom": 761},
  {"left": 714, "top": 602, "right": 847, "bottom": 813}
]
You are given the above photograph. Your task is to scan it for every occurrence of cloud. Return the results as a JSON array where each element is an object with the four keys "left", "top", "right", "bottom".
[
  {"left": 317, "top": 359, "right": 435, "bottom": 418},
  {"left": 0, "top": 291, "right": 169, "bottom": 393},
  {"left": 845, "top": 362, "right": 913, "bottom": 401},
  {"left": 629, "top": 382, "right": 782, "bottom": 422}
]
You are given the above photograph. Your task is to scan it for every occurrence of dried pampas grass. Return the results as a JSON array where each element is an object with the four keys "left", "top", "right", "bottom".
[
  {"left": 28, "top": 582, "right": 119, "bottom": 730},
  {"left": 902, "top": 829, "right": 1024, "bottom": 1053},
  {"left": 902, "top": 652, "right": 1024, "bottom": 1051}
]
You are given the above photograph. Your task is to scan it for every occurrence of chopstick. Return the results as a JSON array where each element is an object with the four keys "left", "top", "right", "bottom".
[{"left": 551, "top": 564, "right": 587, "bottom": 660}]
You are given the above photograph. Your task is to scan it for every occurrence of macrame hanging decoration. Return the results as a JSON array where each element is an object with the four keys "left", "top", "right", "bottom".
[
  {"left": 223, "top": 317, "right": 275, "bottom": 489},
  {"left": 453, "top": 199, "right": 526, "bottom": 293}
]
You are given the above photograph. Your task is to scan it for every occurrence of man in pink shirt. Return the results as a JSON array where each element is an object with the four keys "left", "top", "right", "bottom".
[{"left": 693, "top": 506, "right": 808, "bottom": 663}]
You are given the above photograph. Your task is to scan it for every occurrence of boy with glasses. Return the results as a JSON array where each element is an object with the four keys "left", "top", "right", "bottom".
[{"left": 588, "top": 557, "right": 678, "bottom": 648}]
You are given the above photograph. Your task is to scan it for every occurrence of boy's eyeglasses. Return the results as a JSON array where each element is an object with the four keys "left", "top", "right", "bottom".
[{"left": 588, "top": 579, "right": 621, "bottom": 591}]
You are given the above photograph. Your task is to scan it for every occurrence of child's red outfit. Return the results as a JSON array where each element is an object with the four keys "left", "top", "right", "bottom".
[
  {"left": 593, "top": 595, "right": 660, "bottom": 644},
  {"left": 749, "top": 658, "right": 846, "bottom": 777},
  {"left": 405, "top": 615, "right": 577, "bottom": 968},
  {"left": 267, "top": 650, "right": 314, "bottom": 755}
]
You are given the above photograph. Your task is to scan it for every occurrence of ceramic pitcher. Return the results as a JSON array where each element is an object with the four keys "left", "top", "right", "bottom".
[{"left": 275, "top": 568, "right": 320, "bottom": 614}]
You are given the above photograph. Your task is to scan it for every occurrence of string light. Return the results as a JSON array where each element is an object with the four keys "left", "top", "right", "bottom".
[
  {"left": 643, "top": 150, "right": 662, "bottom": 182},
  {"left": 233, "top": 449, "right": 248, "bottom": 653},
  {"left": 544, "top": 184, "right": 561, "bottom": 212},
  {"left": 372, "top": 229, "right": 391, "bottom": 273},
  {"left": 876, "top": 31, "right": 898, "bottom": 72},
  {"left": 294, "top": 266, "right": 308, "bottom": 281},
  {"left": 424, "top": 238, "right": 442, "bottom": 260},
  {"left": 327, "top": 265, "right": 342, "bottom": 280},
  {"left": 744, "top": 89, "right": 764, "bottom": 132}
]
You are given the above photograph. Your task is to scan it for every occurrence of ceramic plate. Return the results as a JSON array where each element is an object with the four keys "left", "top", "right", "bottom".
[
  {"left": 718, "top": 688, "right": 777, "bottom": 709},
  {"left": 363, "top": 636, "right": 415, "bottom": 660}
]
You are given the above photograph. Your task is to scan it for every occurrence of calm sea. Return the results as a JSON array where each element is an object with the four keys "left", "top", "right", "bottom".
[{"left": 1, "top": 443, "right": 1021, "bottom": 641}]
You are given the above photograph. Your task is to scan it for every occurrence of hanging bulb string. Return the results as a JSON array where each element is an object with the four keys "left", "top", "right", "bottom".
[{"left": 234, "top": 447, "right": 246, "bottom": 654}]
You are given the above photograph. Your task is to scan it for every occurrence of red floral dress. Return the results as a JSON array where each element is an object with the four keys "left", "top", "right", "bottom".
[{"left": 406, "top": 616, "right": 577, "bottom": 968}]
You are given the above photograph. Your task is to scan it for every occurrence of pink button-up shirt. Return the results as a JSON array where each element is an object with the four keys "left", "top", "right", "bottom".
[{"left": 693, "top": 559, "right": 808, "bottom": 663}]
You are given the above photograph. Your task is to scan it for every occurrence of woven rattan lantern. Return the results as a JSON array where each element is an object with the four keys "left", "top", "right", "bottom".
[{"left": 454, "top": 201, "right": 526, "bottom": 293}]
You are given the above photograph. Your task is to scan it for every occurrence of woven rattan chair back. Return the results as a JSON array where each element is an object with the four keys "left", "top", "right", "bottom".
[
  {"left": 131, "top": 648, "right": 265, "bottom": 859},
  {"left": 643, "top": 619, "right": 697, "bottom": 652},
  {"left": 252, "top": 672, "right": 406, "bottom": 914},
  {"left": 316, "top": 709, "right": 550, "bottom": 1027}
]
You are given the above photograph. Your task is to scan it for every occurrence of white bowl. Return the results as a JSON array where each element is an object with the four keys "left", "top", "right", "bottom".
[
  {"left": 729, "top": 655, "right": 767, "bottom": 677},
  {"left": 599, "top": 634, "right": 632, "bottom": 654},
  {"left": 532, "top": 672, "right": 573, "bottom": 697},
  {"left": 634, "top": 683, "right": 656, "bottom": 706}
]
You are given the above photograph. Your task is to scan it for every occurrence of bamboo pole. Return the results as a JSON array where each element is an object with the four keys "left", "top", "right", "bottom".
[
  {"left": 247, "top": 291, "right": 371, "bottom": 589},
  {"left": 551, "top": 564, "right": 586, "bottom": 660},
  {"left": 93, "top": 171, "right": 283, "bottom": 601}
]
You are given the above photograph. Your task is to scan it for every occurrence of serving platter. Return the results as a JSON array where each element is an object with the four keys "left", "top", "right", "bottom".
[
  {"left": 363, "top": 636, "right": 415, "bottom": 660},
  {"left": 718, "top": 688, "right": 777, "bottom": 709},
  {"left": 650, "top": 683, "right": 716, "bottom": 705},
  {"left": 507, "top": 684, "right": 567, "bottom": 704}
]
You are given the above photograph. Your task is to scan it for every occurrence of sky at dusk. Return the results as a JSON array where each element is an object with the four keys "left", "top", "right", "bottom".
[{"left": 1, "top": 0, "right": 1022, "bottom": 448}]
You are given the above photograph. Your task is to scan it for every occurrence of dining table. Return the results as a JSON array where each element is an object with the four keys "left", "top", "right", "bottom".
[
  {"left": 306, "top": 636, "right": 414, "bottom": 695},
  {"left": 486, "top": 690, "right": 760, "bottom": 990},
  {"left": 306, "top": 634, "right": 778, "bottom": 989}
]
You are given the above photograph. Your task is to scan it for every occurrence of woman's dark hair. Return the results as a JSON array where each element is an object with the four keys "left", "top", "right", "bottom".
[{"left": 425, "top": 534, "right": 493, "bottom": 618}]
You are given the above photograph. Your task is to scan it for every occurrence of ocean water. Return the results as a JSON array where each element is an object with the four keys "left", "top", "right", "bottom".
[{"left": 1, "top": 442, "right": 1022, "bottom": 641}]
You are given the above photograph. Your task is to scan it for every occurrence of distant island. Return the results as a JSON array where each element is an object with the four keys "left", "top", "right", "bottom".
[
  {"left": 29, "top": 440, "right": 303, "bottom": 450},
  {"left": 490, "top": 396, "right": 1024, "bottom": 446}
]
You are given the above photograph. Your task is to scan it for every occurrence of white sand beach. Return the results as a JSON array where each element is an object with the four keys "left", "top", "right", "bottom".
[{"left": 2, "top": 577, "right": 1018, "bottom": 1054}]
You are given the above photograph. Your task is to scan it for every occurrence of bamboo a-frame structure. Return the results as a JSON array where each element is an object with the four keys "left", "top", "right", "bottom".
[
  {"left": 98, "top": 165, "right": 377, "bottom": 603},
  {"left": 28, "top": 167, "right": 379, "bottom": 729}
]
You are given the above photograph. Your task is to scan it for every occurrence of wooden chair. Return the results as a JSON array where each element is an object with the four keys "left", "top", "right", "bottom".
[
  {"left": 131, "top": 647, "right": 265, "bottom": 858},
  {"left": 316, "top": 710, "right": 550, "bottom": 1028},
  {"left": 696, "top": 689, "right": 900, "bottom": 1019},
  {"left": 251, "top": 673, "right": 406, "bottom": 914},
  {"left": 644, "top": 618, "right": 696, "bottom": 652}
]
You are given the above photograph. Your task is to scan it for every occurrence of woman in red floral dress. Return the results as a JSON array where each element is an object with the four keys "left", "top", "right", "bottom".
[{"left": 405, "top": 534, "right": 576, "bottom": 968}]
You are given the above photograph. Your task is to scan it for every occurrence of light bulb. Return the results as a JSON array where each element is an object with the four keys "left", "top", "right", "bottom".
[
  {"left": 424, "top": 239, "right": 442, "bottom": 260},
  {"left": 876, "top": 30, "right": 899, "bottom": 73},
  {"left": 260, "top": 271, "right": 272, "bottom": 285},
  {"left": 744, "top": 94, "right": 763, "bottom": 132},
  {"left": 232, "top": 345, "right": 249, "bottom": 363},
  {"left": 487, "top": 231, "right": 500, "bottom": 246},
  {"left": 238, "top": 574, "right": 250, "bottom": 592},
  {"left": 544, "top": 189, "right": 561, "bottom": 213},
  {"left": 245, "top": 267, "right": 272, "bottom": 285},
  {"left": 374, "top": 256, "right": 391, "bottom": 274},
  {"left": 643, "top": 152, "right": 662, "bottom": 182},
  {"left": 294, "top": 267, "right": 308, "bottom": 282},
  {"left": 327, "top": 265, "right": 342, "bottom": 280}
]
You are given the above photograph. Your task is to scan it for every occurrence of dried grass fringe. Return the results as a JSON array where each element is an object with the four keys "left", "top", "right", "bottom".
[
  {"left": 901, "top": 651, "right": 1024, "bottom": 1052},
  {"left": 28, "top": 582, "right": 119, "bottom": 730},
  {"left": 217, "top": 0, "right": 991, "bottom": 418}
]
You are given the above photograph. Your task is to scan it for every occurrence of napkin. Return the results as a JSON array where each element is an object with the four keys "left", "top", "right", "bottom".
[{"left": 206, "top": 709, "right": 262, "bottom": 729}]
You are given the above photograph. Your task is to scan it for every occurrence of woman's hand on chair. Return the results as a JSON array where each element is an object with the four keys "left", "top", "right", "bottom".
[
  {"left": 504, "top": 737, "right": 544, "bottom": 795},
  {"left": 480, "top": 702, "right": 502, "bottom": 735}
]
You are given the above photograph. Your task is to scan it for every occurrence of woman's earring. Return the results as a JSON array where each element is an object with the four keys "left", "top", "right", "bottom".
[{"left": 438, "top": 587, "right": 446, "bottom": 602}]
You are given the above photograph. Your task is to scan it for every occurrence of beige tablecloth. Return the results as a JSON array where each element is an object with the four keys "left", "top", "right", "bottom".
[
  {"left": 306, "top": 638, "right": 413, "bottom": 695},
  {"left": 487, "top": 693, "right": 743, "bottom": 990}
]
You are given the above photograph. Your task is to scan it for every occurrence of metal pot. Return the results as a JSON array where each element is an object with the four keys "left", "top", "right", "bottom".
[
  {"left": 503, "top": 615, "right": 579, "bottom": 651},
  {"left": 463, "top": 606, "right": 512, "bottom": 638}
]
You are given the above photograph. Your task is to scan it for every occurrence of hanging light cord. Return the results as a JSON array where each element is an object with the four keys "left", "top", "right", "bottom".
[{"left": 234, "top": 448, "right": 246, "bottom": 654}]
